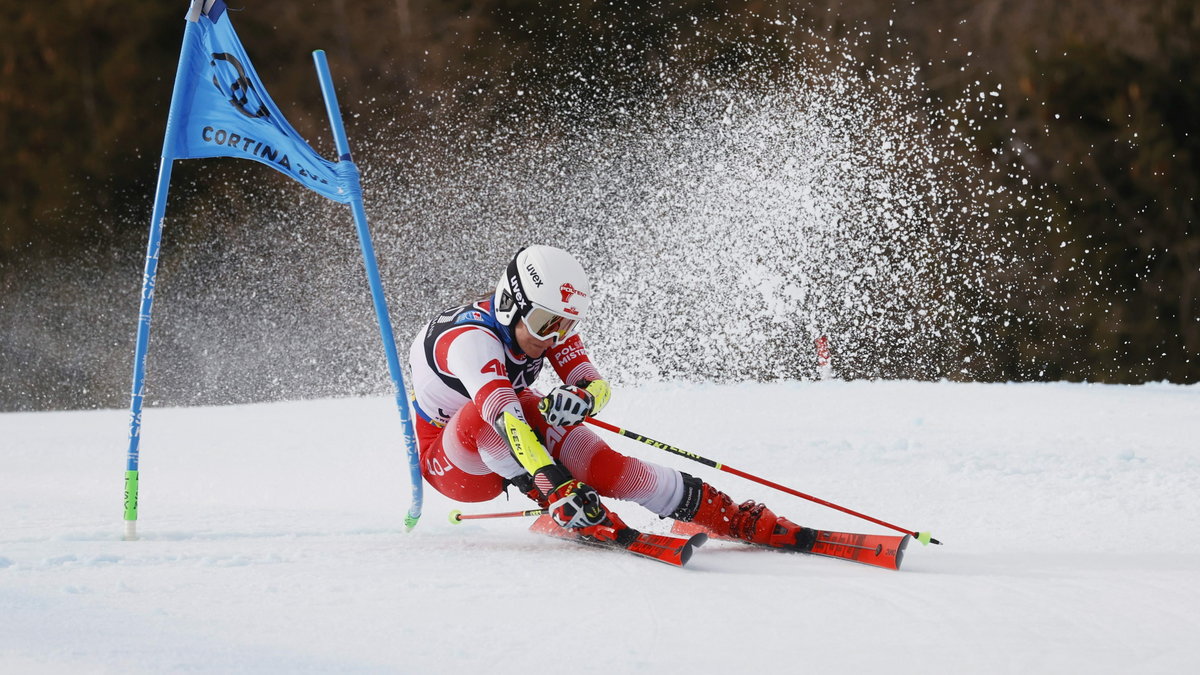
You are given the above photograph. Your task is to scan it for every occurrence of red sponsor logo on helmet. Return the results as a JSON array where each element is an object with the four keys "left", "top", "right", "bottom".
[{"left": 559, "top": 282, "right": 586, "bottom": 304}]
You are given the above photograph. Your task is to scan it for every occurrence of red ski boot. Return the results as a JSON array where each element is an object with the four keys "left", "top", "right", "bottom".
[{"left": 671, "top": 473, "right": 816, "bottom": 551}]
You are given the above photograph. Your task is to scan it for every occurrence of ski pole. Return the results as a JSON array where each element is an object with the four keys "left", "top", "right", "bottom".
[
  {"left": 448, "top": 508, "right": 546, "bottom": 524},
  {"left": 584, "top": 417, "right": 941, "bottom": 545}
]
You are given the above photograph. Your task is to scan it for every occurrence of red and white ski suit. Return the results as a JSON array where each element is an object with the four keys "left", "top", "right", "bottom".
[{"left": 409, "top": 299, "right": 684, "bottom": 515}]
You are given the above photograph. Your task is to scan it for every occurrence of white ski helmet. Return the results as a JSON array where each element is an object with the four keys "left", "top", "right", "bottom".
[{"left": 493, "top": 245, "right": 592, "bottom": 341}]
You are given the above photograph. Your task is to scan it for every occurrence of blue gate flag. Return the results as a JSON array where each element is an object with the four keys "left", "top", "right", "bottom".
[
  {"left": 166, "top": 0, "right": 353, "bottom": 203},
  {"left": 124, "top": 0, "right": 423, "bottom": 542}
]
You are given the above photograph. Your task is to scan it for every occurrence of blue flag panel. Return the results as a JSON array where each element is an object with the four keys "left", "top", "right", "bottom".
[{"left": 167, "top": 0, "right": 352, "bottom": 203}]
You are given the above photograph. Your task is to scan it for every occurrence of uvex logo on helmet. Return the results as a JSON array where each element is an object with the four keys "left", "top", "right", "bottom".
[
  {"left": 509, "top": 273, "right": 527, "bottom": 307},
  {"left": 525, "top": 264, "right": 544, "bottom": 287}
]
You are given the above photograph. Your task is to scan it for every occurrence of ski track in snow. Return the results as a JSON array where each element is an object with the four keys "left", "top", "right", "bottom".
[{"left": 2, "top": 381, "right": 1198, "bottom": 674}]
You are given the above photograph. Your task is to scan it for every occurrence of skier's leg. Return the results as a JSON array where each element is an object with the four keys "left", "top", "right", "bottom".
[
  {"left": 549, "top": 424, "right": 813, "bottom": 549},
  {"left": 416, "top": 403, "right": 506, "bottom": 503},
  {"left": 513, "top": 390, "right": 813, "bottom": 547},
  {"left": 669, "top": 473, "right": 816, "bottom": 550},
  {"left": 515, "top": 390, "right": 684, "bottom": 515},
  {"left": 552, "top": 423, "right": 687, "bottom": 516}
]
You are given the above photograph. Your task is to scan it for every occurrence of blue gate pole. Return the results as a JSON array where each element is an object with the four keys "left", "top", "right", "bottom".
[
  {"left": 123, "top": 158, "right": 173, "bottom": 542},
  {"left": 311, "top": 49, "right": 423, "bottom": 531},
  {"left": 124, "top": 4, "right": 205, "bottom": 541}
]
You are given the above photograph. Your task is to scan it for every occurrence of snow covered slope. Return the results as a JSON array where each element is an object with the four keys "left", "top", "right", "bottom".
[{"left": 2, "top": 381, "right": 1198, "bottom": 673}]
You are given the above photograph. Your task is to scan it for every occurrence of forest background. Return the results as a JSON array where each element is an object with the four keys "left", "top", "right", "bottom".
[{"left": 1, "top": 0, "right": 1197, "bottom": 411}]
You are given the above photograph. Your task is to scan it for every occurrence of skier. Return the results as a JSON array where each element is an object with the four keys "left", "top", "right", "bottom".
[{"left": 408, "top": 244, "right": 815, "bottom": 550}]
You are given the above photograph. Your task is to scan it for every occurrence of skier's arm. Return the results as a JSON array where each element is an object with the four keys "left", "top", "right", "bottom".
[
  {"left": 446, "top": 355, "right": 552, "bottom": 472},
  {"left": 440, "top": 327, "right": 535, "bottom": 479},
  {"left": 442, "top": 330, "right": 554, "bottom": 471},
  {"left": 541, "top": 334, "right": 611, "bottom": 426},
  {"left": 441, "top": 327, "right": 523, "bottom": 426},
  {"left": 546, "top": 333, "right": 605, "bottom": 390}
]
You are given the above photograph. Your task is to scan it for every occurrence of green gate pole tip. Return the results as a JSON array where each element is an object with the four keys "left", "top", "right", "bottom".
[
  {"left": 123, "top": 470, "right": 139, "bottom": 540},
  {"left": 447, "top": 509, "right": 463, "bottom": 524},
  {"left": 404, "top": 512, "right": 421, "bottom": 532}
]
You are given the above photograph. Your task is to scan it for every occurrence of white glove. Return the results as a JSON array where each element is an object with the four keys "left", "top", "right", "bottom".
[{"left": 538, "top": 385, "right": 594, "bottom": 427}]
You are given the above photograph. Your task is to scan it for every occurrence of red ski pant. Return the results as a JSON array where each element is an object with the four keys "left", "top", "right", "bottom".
[{"left": 417, "top": 389, "right": 681, "bottom": 514}]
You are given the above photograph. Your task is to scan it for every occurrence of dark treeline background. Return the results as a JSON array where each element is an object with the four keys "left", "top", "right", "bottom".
[{"left": 2, "top": 0, "right": 1197, "bottom": 390}]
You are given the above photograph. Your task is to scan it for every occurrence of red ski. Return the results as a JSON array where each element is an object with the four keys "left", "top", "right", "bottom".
[
  {"left": 671, "top": 520, "right": 909, "bottom": 571},
  {"left": 530, "top": 515, "right": 707, "bottom": 567}
]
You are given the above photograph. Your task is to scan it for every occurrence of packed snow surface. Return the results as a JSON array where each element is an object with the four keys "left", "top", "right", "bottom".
[{"left": 2, "top": 381, "right": 1198, "bottom": 674}]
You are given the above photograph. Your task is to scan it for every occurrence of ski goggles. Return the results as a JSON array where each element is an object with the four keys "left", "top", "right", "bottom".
[{"left": 521, "top": 305, "right": 578, "bottom": 342}]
